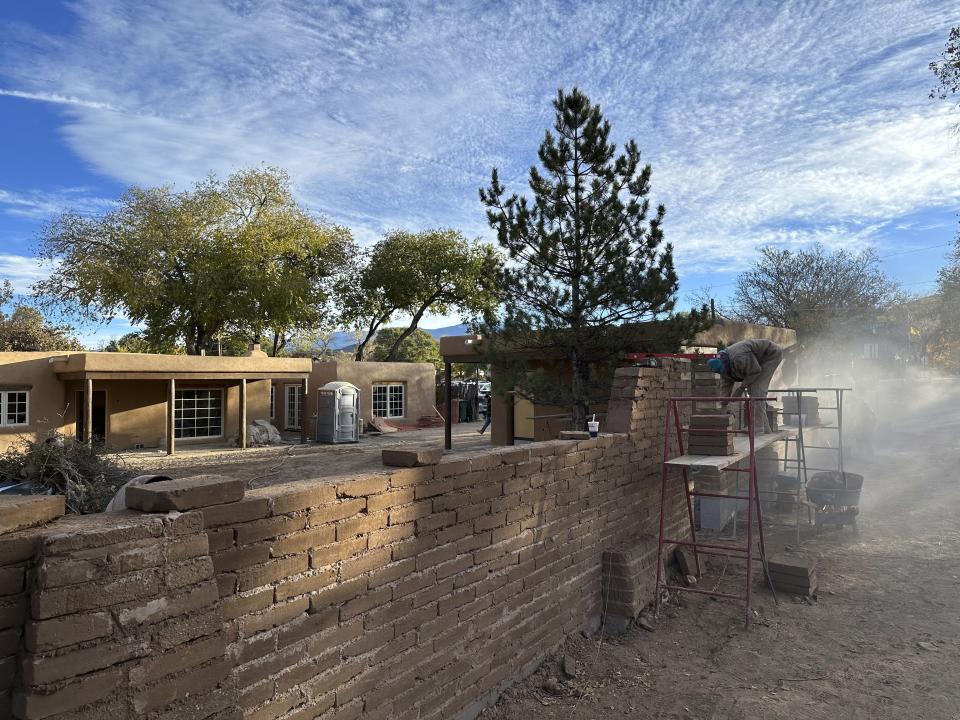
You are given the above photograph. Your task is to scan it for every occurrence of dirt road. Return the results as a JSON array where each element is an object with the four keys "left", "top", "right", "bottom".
[{"left": 482, "top": 382, "right": 960, "bottom": 720}]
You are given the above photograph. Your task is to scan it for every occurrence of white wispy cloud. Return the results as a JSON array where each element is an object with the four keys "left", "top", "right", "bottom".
[
  {"left": 0, "top": 88, "right": 118, "bottom": 111},
  {"left": 0, "top": 253, "right": 51, "bottom": 294},
  {"left": 0, "top": 188, "right": 114, "bottom": 220},
  {"left": 0, "top": 0, "right": 956, "bottom": 273}
]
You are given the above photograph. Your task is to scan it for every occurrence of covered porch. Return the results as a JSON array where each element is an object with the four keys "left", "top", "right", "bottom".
[{"left": 51, "top": 352, "right": 312, "bottom": 454}]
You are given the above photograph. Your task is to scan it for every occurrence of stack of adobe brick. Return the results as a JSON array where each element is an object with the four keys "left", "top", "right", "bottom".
[{"left": 10, "top": 497, "right": 236, "bottom": 720}]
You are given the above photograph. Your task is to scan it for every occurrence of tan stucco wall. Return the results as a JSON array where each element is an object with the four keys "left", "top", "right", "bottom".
[
  {"left": 0, "top": 352, "right": 275, "bottom": 452},
  {"left": 0, "top": 352, "right": 69, "bottom": 452},
  {"left": 273, "top": 361, "right": 437, "bottom": 436}
]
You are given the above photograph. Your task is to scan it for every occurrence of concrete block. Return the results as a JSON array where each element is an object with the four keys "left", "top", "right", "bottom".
[
  {"left": 126, "top": 475, "right": 244, "bottom": 512},
  {"left": 0, "top": 495, "right": 64, "bottom": 535},
  {"left": 381, "top": 449, "right": 443, "bottom": 467}
]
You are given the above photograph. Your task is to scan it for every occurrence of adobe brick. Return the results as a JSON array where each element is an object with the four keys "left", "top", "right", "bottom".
[
  {"left": 217, "top": 573, "right": 237, "bottom": 597},
  {"left": 270, "top": 525, "right": 335, "bottom": 558},
  {"left": 310, "top": 536, "right": 366, "bottom": 568},
  {"left": 130, "top": 631, "right": 228, "bottom": 685},
  {"left": 414, "top": 544, "right": 456, "bottom": 572},
  {"left": 158, "top": 607, "right": 222, "bottom": 649},
  {"left": 236, "top": 515, "right": 307, "bottom": 545},
  {"left": 275, "top": 567, "right": 336, "bottom": 602},
  {"left": 239, "top": 597, "right": 309, "bottom": 638},
  {"left": 22, "top": 636, "right": 147, "bottom": 685},
  {"left": 415, "top": 510, "right": 457, "bottom": 534},
  {"left": 0, "top": 566, "right": 24, "bottom": 597},
  {"left": 388, "top": 500, "right": 433, "bottom": 526},
  {"left": 0, "top": 594, "right": 27, "bottom": 633},
  {"left": 337, "top": 667, "right": 381, "bottom": 707},
  {"left": 236, "top": 554, "right": 308, "bottom": 592},
  {"left": 307, "top": 617, "right": 362, "bottom": 657},
  {"left": 367, "top": 523, "right": 415, "bottom": 549},
  {"left": 277, "top": 607, "right": 340, "bottom": 649},
  {"left": 201, "top": 497, "right": 270, "bottom": 528},
  {"left": 32, "top": 568, "right": 160, "bottom": 619},
  {"left": 340, "top": 547, "right": 391, "bottom": 580},
  {"left": 340, "top": 585, "right": 390, "bottom": 620},
  {"left": 276, "top": 654, "right": 337, "bottom": 695},
  {"left": 435, "top": 554, "right": 472, "bottom": 581},
  {"left": 491, "top": 522, "right": 521, "bottom": 544},
  {"left": 0, "top": 533, "right": 39, "bottom": 565},
  {"left": 240, "top": 680, "right": 273, "bottom": 711},
  {"left": 367, "top": 557, "right": 415, "bottom": 589},
  {"left": 239, "top": 688, "right": 301, "bottom": 720},
  {"left": 309, "top": 498, "right": 366, "bottom": 526},
  {"left": 337, "top": 475, "right": 389, "bottom": 498},
  {"left": 206, "top": 527, "right": 235, "bottom": 553},
  {"left": 258, "top": 483, "right": 336, "bottom": 515},
  {"left": 341, "top": 623, "right": 393, "bottom": 658},
  {"left": 394, "top": 603, "right": 439, "bottom": 637},
  {"left": 391, "top": 533, "right": 436, "bottom": 561},
  {"left": 414, "top": 478, "right": 454, "bottom": 500},
  {"left": 236, "top": 646, "right": 298, "bottom": 689},
  {"left": 474, "top": 511, "right": 507, "bottom": 532},
  {"left": 336, "top": 511, "right": 388, "bottom": 540},
  {"left": 13, "top": 665, "right": 121, "bottom": 719},
  {"left": 117, "top": 579, "right": 219, "bottom": 627},
  {"left": 303, "top": 657, "right": 364, "bottom": 698},
  {"left": 282, "top": 693, "right": 336, "bottom": 720},
  {"left": 458, "top": 593, "right": 493, "bottom": 621},
  {"left": 456, "top": 503, "right": 489, "bottom": 524},
  {"left": 392, "top": 569, "right": 435, "bottom": 600},
  {"left": 165, "top": 556, "right": 215, "bottom": 589},
  {"left": 222, "top": 587, "right": 273, "bottom": 621},
  {"left": 387, "top": 465, "right": 434, "bottom": 488},
  {"left": 455, "top": 530, "right": 491, "bottom": 555},
  {"left": 237, "top": 632, "right": 276, "bottom": 665},
  {"left": 125, "top": 475, "right": 243, "bottom": 512},
  {"left": 433, "top": 459, "right": 472, "bottom": 478},
  {"left": 167, "top": 533, "right": 209, "bottom": 562},
  {"left": 438, "top": 586, "right": 475, "bottom": 615},
  {"left": 363, "top": 595, "right": 412, "bottom": 630},
  {"left": 366, "top": 487, "right": 415, "bottom": 513},
  {"left": 309, "top": 576, "right": 368, "bottom": 613},
  {"left": 411, "top": 578, "right": 454, "bottom": 609}
]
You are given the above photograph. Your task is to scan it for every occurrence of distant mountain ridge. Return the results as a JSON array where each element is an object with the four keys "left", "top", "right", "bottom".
[{"left": 327, "top": 324, "right": 469, "bottom": 351}]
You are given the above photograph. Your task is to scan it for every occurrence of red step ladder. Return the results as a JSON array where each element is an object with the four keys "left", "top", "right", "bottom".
[{"left": 654, "top": 395, "right": 778, "bottom": 627}]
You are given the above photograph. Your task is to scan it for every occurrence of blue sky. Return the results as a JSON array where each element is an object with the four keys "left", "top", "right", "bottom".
[{"left": 0, "top": 0, "right": 957, "bottom": 345}]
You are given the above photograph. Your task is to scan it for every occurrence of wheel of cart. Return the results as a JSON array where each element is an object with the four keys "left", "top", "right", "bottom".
[{"left": 806, "top": 471, "right": 863, "bottom": 533}]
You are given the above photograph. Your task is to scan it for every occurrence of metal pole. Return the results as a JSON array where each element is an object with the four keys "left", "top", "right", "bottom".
[
  {"left": 301, "top": 377, "right": 309, "bottom": 444},
  {"left": 745, "top": 398, "right": 755, "bottom": 628},
  {"left": 654, "top": 400, "right": 673, "bottom": 614},
  {"left": 673, "top": 400, "right": 701, "bottom": 576},
  {"left": 444, "top": 362, "right": 452, "bottom": 451}
]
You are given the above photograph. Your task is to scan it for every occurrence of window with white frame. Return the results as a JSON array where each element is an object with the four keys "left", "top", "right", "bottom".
[
  {"left": 285, "top": 384, "right": 303, "bottom": 430},
  {"left": 174, "top": 389, "right": 223, "bottom": 439},
  {"left": 0, "top": 390, "right": 28, "bottom": 426},
  {"left": 372, "top": 383, "right": 404, "bottom": 418}
]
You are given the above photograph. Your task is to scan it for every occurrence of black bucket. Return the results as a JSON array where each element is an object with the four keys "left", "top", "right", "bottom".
[{"left": 806, "top": 471, "right": 863, "bottom": 508}]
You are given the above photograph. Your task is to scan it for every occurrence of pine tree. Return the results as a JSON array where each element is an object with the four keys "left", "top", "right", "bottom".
[{"left": 480, "top": 88, "right": 702, "bottom": 430}]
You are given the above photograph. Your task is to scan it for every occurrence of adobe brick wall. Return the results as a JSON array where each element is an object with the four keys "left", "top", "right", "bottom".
[{"left": 2, "top": 360, "right": 692, "bottom": 720}]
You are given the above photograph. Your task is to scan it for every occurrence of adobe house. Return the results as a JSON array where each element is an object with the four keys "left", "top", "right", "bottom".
[
  {"left": 271, "top": 360, "right": 437, "bottom": 438},
  {"left": 439, "top": 319, "right": 798, "bottom": 447},
  {"left": 0, "top": 346, "right": 311, "bottom": 454}
]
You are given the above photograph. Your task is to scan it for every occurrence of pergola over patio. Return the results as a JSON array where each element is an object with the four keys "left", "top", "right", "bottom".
[{"left": 51, "top": 352, "right": 312, "bottom": 454}]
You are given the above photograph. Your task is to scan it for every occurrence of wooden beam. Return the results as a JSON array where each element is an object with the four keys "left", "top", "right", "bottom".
[
  {"left": 83, "top": 378, "right": 93, "bottom": 445},
  {"left": 444, "top": 362, "right": 452, "bottom": 451},
  {"left": 239, "top": 379, "right": 247, "bottom": 450},
  {"left": 167, "top": 378, "right": 176, "bottom": 456},
  {"left": 300, "top": 377, "right": 309, "bottom": 444}
]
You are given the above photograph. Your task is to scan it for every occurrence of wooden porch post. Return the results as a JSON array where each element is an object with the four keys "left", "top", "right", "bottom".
[
  {"left": 444, "top": 362, "right": 452, "bottom": 451},
  {"left": 167, "top": 378, "right": 176, "bottom": 456},
  {"left": 301, "top": 377, "right": 309, "bottom": 444},
  {"left": 239, "top": 379, "right": 247, "bottom": 450},
  {"left": 83, "top": 378, "right": 93, "bottom": 445}
]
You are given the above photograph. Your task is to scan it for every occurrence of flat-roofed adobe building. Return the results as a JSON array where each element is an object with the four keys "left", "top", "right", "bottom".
[{"left": 0, "top": 346, "right": 311, "bottom": 454}]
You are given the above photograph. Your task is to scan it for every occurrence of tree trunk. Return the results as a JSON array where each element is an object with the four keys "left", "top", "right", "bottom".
[
  {"left": 570, "top": 348, "right": 589, "bottom": 431},
  {"left": 383, "top": 298, "right": 436, "bottom": 361},
  {"left": 271, "top": 332, "right": 281, "bottom": 357},
  {"left": 355, "top": 315, "right": 384, "bottom": 361}
]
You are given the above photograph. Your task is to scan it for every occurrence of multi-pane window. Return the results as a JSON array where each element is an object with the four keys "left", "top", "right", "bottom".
[
  {"left": 372, "top": 384, "right": 404, "bottom": 419},
  {"left": 174, "top": 389, "right": 223, "bottom": 439},
  {"left": 285, "top": 385, "right": 303, "bottom": 430},
  {"left": 0, "top": 390, "right": 28, "bottom": 426}
]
